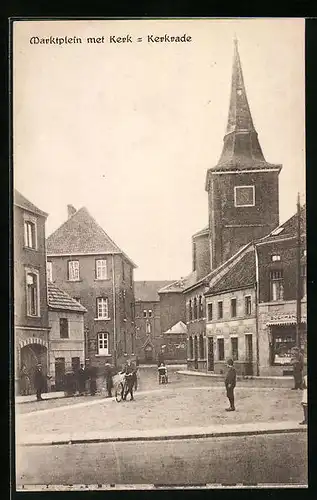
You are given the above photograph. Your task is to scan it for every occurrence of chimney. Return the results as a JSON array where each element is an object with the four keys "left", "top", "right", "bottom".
[{"left": 67, "top": 204, "right": 77, "bottom": 219}]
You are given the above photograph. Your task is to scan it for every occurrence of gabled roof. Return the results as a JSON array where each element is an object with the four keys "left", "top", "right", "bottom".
[
  {"left": 46, "top": 206, "right": 137, "bottom": 267},
  {"left": 163, "top": 321, "right": 187, "bottom": 335},
  {"left": 205, "top": 250, "right": 256, "bottom": 296},
  {"left": 134, "top": 281, "right": 175, "bottom": 302},
  {"left": 48, "top": 283, "right": 87, "bottom": 313},
  {"left": 256, "top": 205, "right": 306, "bottom": 246},
  {"left": 14, "top": 189, "right": 48, "bottom": 218},
  {"left": 206, "top": 39, "right": 281, "bottom": 178},
  {"left": 158, "top": 272, "right": 197, "bottom": 294}
]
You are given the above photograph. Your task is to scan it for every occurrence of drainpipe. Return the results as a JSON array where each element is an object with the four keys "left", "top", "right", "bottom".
[
  {"left": 111, "top": 254, "right": 117, "bottom": 368},
  {"left": 254, "top": 244, "right": 260, "bottom": 377}
]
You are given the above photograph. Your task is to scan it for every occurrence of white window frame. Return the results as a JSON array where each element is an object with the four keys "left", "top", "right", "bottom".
[
  {"left": 148, "top": 309, "right": 153, "bottom": 318},
  {"left": 23, "top": 214, "right": 38, "bottom": 250},
  {"left": 98, "top": 332, "right": 109, "bottom": 356},
  {"left": 207, "top": 302, "right": 213, "bottom": 321},
  {"left": 95, "top": 259, "right": 108, "bottom": 280},
  {"left": 244, "top": 295, "right": 252, "bottom": 316},
  {"left": 46, "top": 261, "right": 53, "bottom": 283},
  {"left": 234, "top": 185, "right": 255, "bottom": 207},
  {"left": 143, "top": 310, "right": 147, "bottom": 318},
  {"left": 96, "top": 297, "right": 109, "bottom": 320},
  {"left": 25, "top": 268, "right": 40, "bottom": 317},
  {"left": 68, "top": 260, "right": 80, "bottom": 281}
]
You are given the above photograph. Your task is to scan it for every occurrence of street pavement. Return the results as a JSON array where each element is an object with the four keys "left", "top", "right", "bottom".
[{"left": 16, "top": 433, "right": 307, "bottom": 486}]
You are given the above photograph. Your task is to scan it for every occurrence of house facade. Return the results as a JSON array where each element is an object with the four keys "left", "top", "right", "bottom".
[
  {"left": 46, "top": 205, "right": 137, "bottom": 372},
  {"left": 134, "top": 281, "right": 174, "bottom": 363},
  {"left": 48, "top": 283, "right": 87, "bottom": 390},
  {"left": 14, "top": 190, "right": 50, "bottom": 395}
]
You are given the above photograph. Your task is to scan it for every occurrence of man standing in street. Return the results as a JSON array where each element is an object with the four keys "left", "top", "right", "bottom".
[
  {"left": 33, "top": 363, "right": 45, "bottom": 401},
  {"left": 225, "top": 358, "right": 236, "bottom": 412},
  {"left": 291, "top": 347, "right": 304, "bottom": 390},
  {"left": 20, "top": 364, "right": 31, "bottom": 396},
  {"left": 104, "top": 362, "right": 114, "bottom": 398},
  {"left": 77, "top": 363, "right": 86, "bottom": 396},
  {"left": 122, "top": 360, "right": 135, "bottom": 401}
]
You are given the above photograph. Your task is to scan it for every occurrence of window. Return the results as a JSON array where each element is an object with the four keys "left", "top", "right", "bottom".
[
  {"left": 98, "top": 332, "right": 109, "bottom": 356},
  {"left": 218, "top": 301, "right": 223, "bottom": 319},
  {"left": 270, "top": 270, "right": 284, "bottom": 301},
  {"left": 207, "top": 303, "right": 213, "bottom": 321},
  {"left": 231, "top": 337, "right": 239, "bottom": 361},
  {"left": 271, "top": 254, "right": 281, "bottom": 262},
  {"left": 68, "top": 260, "right": 80, "bottom": 281},
  {"left": 60, "top": 318, "right": 69, "bottom": 338},
  {"left": 24, "top": 218, "right": 37, "bottom": 249},
  {"left": 217, "top": 338, "right": 225, "bottom": 361},
  {"left": 96, "top": 297, "right": 109, "bottom": 319},
  {"left": 193, "top": 297, "right": 198, "bottom": 320},
  {"left": 231, "top": 298, "right": 237, "bottom": 318},
  {"left": 26, "top": 271, "right": 39, "bottom": 316},
  {"left": 46, "top": 261, "right": 53, "bottom": 283},
  {"left": 199, "top": 334, "right": 204, "bottom": 358},
  {"left": 234, "top": 186, "right": 255, "bottom": 207},
  {"left": 271, "top": 329, "right": 296, "bottom": 366},
  {"left": 301, "top": 264, "right": 307, "bottom": 298},
  {"left": 143, "top": 310, "right": 147, "bottom": 318},
  {"left": 198, "top": 296, "right": 203, "bottom": 318},
  {"left": 95, "top": 259, "right": 107, "bottom": 280},
  {"left": 245, "top": 296, "right": 252, "bottom": 316},
  {"left": 189, "top": 337, "right": 193, "bottom": 358},
  {"left": 189, "top": 300, "right": 192, "bottom": 321},
  {"left": 146, "top": 322, "right": 151, "bottom": 334},
  {"left": 148, "top": 309, "right": 153, "bottom": 318}
]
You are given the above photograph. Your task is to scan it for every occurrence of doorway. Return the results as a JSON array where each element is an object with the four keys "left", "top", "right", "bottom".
[
  {"left": 20, "top": 343, "right": 47, "bottom": 394},
  {"left": 55, "top": 357, "right": 65, "bottom": 391},
  {"left": 208, "top": 337, "right": 214, "bottom": 371},
  {"left": 245, "top": 334, "right": 253, "bottom": 376},
  {"left": 144, "top": 345, "right": 153, "bottom": 363}
]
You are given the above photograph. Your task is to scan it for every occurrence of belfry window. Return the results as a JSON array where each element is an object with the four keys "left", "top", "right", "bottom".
[{"left": 234, "top": 186, "right": 255, "bottom": 207}]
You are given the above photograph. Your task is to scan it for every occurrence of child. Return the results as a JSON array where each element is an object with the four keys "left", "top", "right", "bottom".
[
  {"left": 158, "top": 362, "right": 168, "bottom": 383},
  {"left": 299, "top": 374, "right": 307, "bottom": 425}
]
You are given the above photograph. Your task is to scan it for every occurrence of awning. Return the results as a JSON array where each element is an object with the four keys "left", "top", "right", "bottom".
[{"left": 267, "top": 315, "right": 307, "bottom": 327}]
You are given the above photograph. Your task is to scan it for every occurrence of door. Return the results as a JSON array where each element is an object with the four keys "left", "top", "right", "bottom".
[
  {"left": 245, "top": 334, "right": 253, "bottom": 376},
  {"left": 144, "top": 345, "right": 153, "bottom": 362},
  {"left": 21, "top": 343, "right": 47, "bottom": 394},
  {"left": 55, "top": 358, "right": 65, "bottom": 391},
  {"left": 208, "top": 337, "right": 214, "bottom": 371},
  {"left": 194, "top": 336, "right": 198, "bottom": 369}
]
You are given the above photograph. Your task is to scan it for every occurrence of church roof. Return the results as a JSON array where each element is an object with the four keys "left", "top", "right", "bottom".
[
  {"left": 48, "top": 283, "right": 87, "bottom": 313},
  {"left": 206, "top": 39, "right": 282, "bottom": 178},
  {"left": 14, "top": 189, "right": 48, "bottom": 218},
  {"left": 46, "top": 206, "right": 137, "bottom": 267},
  {"left": 134, "top": 281, "right": 176, "bottom": 302}
]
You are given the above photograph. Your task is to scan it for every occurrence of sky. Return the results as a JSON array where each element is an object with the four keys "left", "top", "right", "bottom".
[{"left": 13, "top": 18, "right": 305, "bottom": 280}]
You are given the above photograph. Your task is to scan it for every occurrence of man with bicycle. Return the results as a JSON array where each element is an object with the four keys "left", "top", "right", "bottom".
[{"left": 121, "top": 360, "right": 136, "bottom": 401}]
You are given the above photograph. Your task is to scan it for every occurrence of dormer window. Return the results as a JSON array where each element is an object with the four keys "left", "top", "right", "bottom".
[
  {"left": 271, "top": 255, "right": 281, "bottom": 262},
  {"left": 234, "top": 186, "right": 255, "bottom": 207}
]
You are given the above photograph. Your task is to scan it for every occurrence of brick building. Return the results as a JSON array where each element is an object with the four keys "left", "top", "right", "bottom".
[
  {"left": 46, "top": 205, "right": 137, "bottom": 372},
  {"left": 134, "top": 281, "right": 174, "bottom": 363},
  {"left": 14, "top": 190, "right": 50, "bottom": 395},
  {"left": 47, "top": 283, "right": 87, "bottom": 390}
]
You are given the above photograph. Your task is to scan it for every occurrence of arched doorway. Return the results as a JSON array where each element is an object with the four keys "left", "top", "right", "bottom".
[
  {"left": 144, "top": 344, "right": 154, "bottom": 363},
  {"left": 20, "top": 343, "right": 48, "bottom": 395}
]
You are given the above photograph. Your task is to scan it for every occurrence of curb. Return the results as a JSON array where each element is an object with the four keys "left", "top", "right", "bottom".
[
  {"left": 17, "top": 424, "right": 307, "bottom": 447},
  {"left": 177, "top": 371, "right": 293, "bottom": 381}
]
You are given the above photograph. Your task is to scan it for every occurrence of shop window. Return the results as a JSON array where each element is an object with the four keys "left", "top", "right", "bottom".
[
  {"left": 231, "top": 337, "right": 238, "bottom": 361},
  {"left": 231, "top": 298, "right": 237, "bottom": 318},
  {"left": 218, "top": 301, "right": 223, "bottom": 319},
  {"left": 271, "top": 330, "right": 296, "bottom": 365},
  {"left": 270, "top": 270, "right": 284, "bottom": 301},
  {"left": 207, "top": 303, "right": 213, "bottom": 321},
  {"left": 245, "top": 296, "right": 252, "bottom": 316},
  {"left": 217, "top": 338, "right": 225, "bottom": 361}
]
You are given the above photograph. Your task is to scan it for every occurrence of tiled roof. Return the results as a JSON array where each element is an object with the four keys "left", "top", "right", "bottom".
[
  {"left": 158, "top": 272, "right": 197, "bottom": 294},
  {"left": 134, "top": 281, "right": 175, "bottom": 302},
  {"left": 258, "top": 205, "right": 306, "bottom": 245},
  {"left": 205, "top": 250, "right": 255, "bottom": 295},
  {"left": 163, "top": 321, "right": 187, "bottom": 335},
  {"left": 48, "top": 283, "right": 87, "bottom": 313},
  {"left": 46, "top": 206, "right": 136, "bottom": 267},
  {"left": 14, "top": 190, "right": 48, "bottom": 217}
]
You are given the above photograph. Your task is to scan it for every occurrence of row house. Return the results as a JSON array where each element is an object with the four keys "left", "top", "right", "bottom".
[
  {"left": 14, "top": 190, "right": 50, "bottom": 395},
  {"left": 134, "top": 281, "right": 174, "bottom": 363},
  {"left": 46, "top": 204, "right": 137, "bottom": 372}
]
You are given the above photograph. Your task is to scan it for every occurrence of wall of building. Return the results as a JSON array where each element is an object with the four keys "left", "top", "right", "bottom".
[
  {"left": 47, "top": 253, "right": 135, "bottom": 372},
  {"left": 159, "top": 292, "right": 186, "bottom": 335},
  {"left": 193, "top": 233, "right": 211, "bottom": 281},
  {"left": 208, "top": 171, "right": 279, "bottom": 268},
  {"left": 135, "top": 301, "right": 161, "bottom": 363}
]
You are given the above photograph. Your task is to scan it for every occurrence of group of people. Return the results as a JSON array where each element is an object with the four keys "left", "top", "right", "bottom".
[
  {"left": 104, "top": 359, "right": 139, "bottom": 401},
  {"left": 291, "top": 347, "right": 307, "bottom": 425}
]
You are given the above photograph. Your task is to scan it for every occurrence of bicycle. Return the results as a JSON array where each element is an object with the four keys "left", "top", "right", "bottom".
[{"left": 113, "top": 373, "right": 127, "bottom": 402}]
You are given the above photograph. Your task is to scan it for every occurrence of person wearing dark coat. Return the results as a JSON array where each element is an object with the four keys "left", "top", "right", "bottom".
[
  {"left": 291, "top": 347, "right": 304, "bottom": 390},
  {"left": 88, "top": 364, "right": 98, "bottom": 396},
  {"left": 77, "top": 364, "right": 86, "bottom": 396},
  {"left": 122, "top": 360, "right": 135, "bottom": 401},
  {"left": 225, "top": 358, "right": 237, "bottom": 411},
  {"left": 20, "top": 364, "right": 31, "bottom": 396},
  {"left": 104, "top": 362, "right": 114, "bottom": 397},
  {"left": 33, "top": 364, "right": 46, "bottom": 401}
]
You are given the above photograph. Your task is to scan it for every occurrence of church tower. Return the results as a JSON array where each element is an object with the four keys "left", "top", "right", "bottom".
[{"left": 205, "top": 38, "right": 282, "bottom": 269}]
